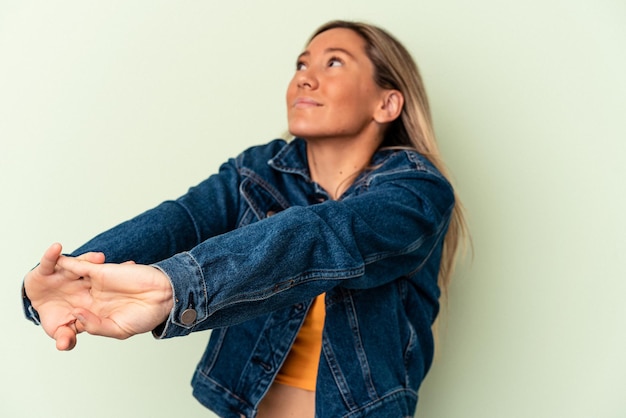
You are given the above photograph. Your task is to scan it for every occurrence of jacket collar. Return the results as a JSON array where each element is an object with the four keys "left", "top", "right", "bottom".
[
  {"left": 268, "top": 137, "right": 405, "bottom": 184},
  {"left": 268, "top": 138, "right": 312, "bottom": 182}
]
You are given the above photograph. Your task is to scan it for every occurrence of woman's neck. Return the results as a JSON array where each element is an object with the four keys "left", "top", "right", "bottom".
[{"left": 305, "top": 136, "right": 380, "bottom": 200}]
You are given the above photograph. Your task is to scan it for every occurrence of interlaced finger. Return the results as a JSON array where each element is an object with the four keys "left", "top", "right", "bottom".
[
  {"left": 38, "top": 243, "right": 63, "bottom": 275},
  {"left": 57, "top": 256, "right": 99, "bottom": 280}
]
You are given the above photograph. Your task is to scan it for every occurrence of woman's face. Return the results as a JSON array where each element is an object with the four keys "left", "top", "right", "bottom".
[{"left": 286, "top": 28, "right": 386, "bottom": 143}]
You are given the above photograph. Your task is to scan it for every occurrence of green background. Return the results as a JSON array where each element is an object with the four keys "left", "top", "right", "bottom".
[{"left": 1, "top": 1, "right": 624, "bottom": 417}]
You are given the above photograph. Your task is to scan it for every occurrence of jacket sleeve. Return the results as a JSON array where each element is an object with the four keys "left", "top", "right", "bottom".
[
  {"left": 153, "top": 161, "right": 455, "bottom": 337},
  {"left": 22, "top": 158, "right": 243, "bottom": 324},
  {"left": 71, "top": 159, "right": 243, "bottom": 263}
]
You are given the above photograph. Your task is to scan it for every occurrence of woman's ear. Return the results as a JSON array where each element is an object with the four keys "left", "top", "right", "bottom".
[{"left": 374, "top": 90, "right": 404, "bottom": 124}]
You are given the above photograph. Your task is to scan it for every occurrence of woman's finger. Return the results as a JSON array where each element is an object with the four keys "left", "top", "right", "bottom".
[
  {"left": 74, "top": 309, "right": 128, "bottom": 340},
  {"left": 38, "top": 243, "right": 63, "bottom": 275},
  {"left": 53, "top": 324, "right": 77, "bottom": 351},
  {"left": 77, "top": 251, "right": 106, "bottom": 264},
  {"left": 56, "top": 255, "right": 98, "bottom": 279}
]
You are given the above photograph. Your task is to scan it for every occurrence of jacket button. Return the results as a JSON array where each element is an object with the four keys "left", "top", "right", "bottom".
[
  {"left": 181, "top": 309, "right": 197, "bottom": 325},
  {"left": 266, "top": 210, "right": 276, "bottom": 217}
]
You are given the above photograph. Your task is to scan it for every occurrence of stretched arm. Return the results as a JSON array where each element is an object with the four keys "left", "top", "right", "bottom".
[
  {"left": 22, "top": 155, "right": 244, "bottom": 336},
  {"left": 153, "top": 159, "right": 454, "bottom": 336}
]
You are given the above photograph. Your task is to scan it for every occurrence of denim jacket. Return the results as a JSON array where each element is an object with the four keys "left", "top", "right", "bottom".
[{"left": 23, "top": 138, "right": 454, "bottom": 418}]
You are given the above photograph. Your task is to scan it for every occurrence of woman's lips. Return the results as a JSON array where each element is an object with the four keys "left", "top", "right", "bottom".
[{"left": 293, "top": 97, "right": 322, "bottom": 108}]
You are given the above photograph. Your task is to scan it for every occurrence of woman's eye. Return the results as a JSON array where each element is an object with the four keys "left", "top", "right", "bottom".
[
  {"left": 328, "top": 57, "right": 343, "bottom": 67},
  {"left": 296, "top": 61, "right": 307, "bottom": 71}
]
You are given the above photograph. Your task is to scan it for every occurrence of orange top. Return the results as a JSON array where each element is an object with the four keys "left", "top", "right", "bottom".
[{"left": 274, "top": 293, "right": 326, "bottom": 391}]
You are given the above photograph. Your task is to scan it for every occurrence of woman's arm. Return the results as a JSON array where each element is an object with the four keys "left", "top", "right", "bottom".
[
  {"left": 25, "top": 148, "right": 454, "bottom": 345},
  {"left": 68, "top": 157, "right": 244, "bottom": 264},
  {"left": 153, "top": 160, "right": 454, "bottom": 336},
  {"left": 22, "top": 157, "right": 244, "bottom": 346}
]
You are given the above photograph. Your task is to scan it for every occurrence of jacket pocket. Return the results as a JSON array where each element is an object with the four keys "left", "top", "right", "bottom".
[{"left": 239, "top": 176, "right": 289, "bottom": 224}]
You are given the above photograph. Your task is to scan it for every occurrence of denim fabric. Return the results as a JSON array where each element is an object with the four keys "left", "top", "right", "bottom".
[{"left": 23, "top": 138, "right": 454, "bottom": 418}]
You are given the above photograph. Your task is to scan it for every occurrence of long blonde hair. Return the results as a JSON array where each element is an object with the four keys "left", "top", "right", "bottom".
[{"left": 310, "top": 20, "right": 469, "bottom": 297}]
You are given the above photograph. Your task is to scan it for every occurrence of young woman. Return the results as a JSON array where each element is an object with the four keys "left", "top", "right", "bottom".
[{"left": 23, "top": 20, "right": 467, "bottom": 418}]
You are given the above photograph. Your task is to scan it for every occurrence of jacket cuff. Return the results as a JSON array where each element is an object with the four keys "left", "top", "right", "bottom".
[
  {"left": 22, "top": 283, "right": 41, "bottom": 325},
  {"left": 150, "top": 252, "right": 208, "bottom": 339}
]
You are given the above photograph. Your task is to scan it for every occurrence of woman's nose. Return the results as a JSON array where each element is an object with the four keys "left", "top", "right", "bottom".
[{"left": 297, "top": 69, "right": 318, "bottom": 90}]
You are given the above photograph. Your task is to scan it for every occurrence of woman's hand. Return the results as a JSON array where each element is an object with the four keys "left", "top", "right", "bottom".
[
  {"left": 24, "top": 243, "right": 106, "bottom": 350},
  {"left": 55, "top": 254, "right": 174, "bottom": 343},
  {"left": 24, "top": 243, "right": 174, "bottom": 350}
]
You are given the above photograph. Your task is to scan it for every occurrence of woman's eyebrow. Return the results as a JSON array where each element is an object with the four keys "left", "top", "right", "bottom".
[
  {"left": 324, "top": 47, "right": 356, "bottom": 59},
  {"left": 297, "top": 47, "right": 356, "bottom": 61}
]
